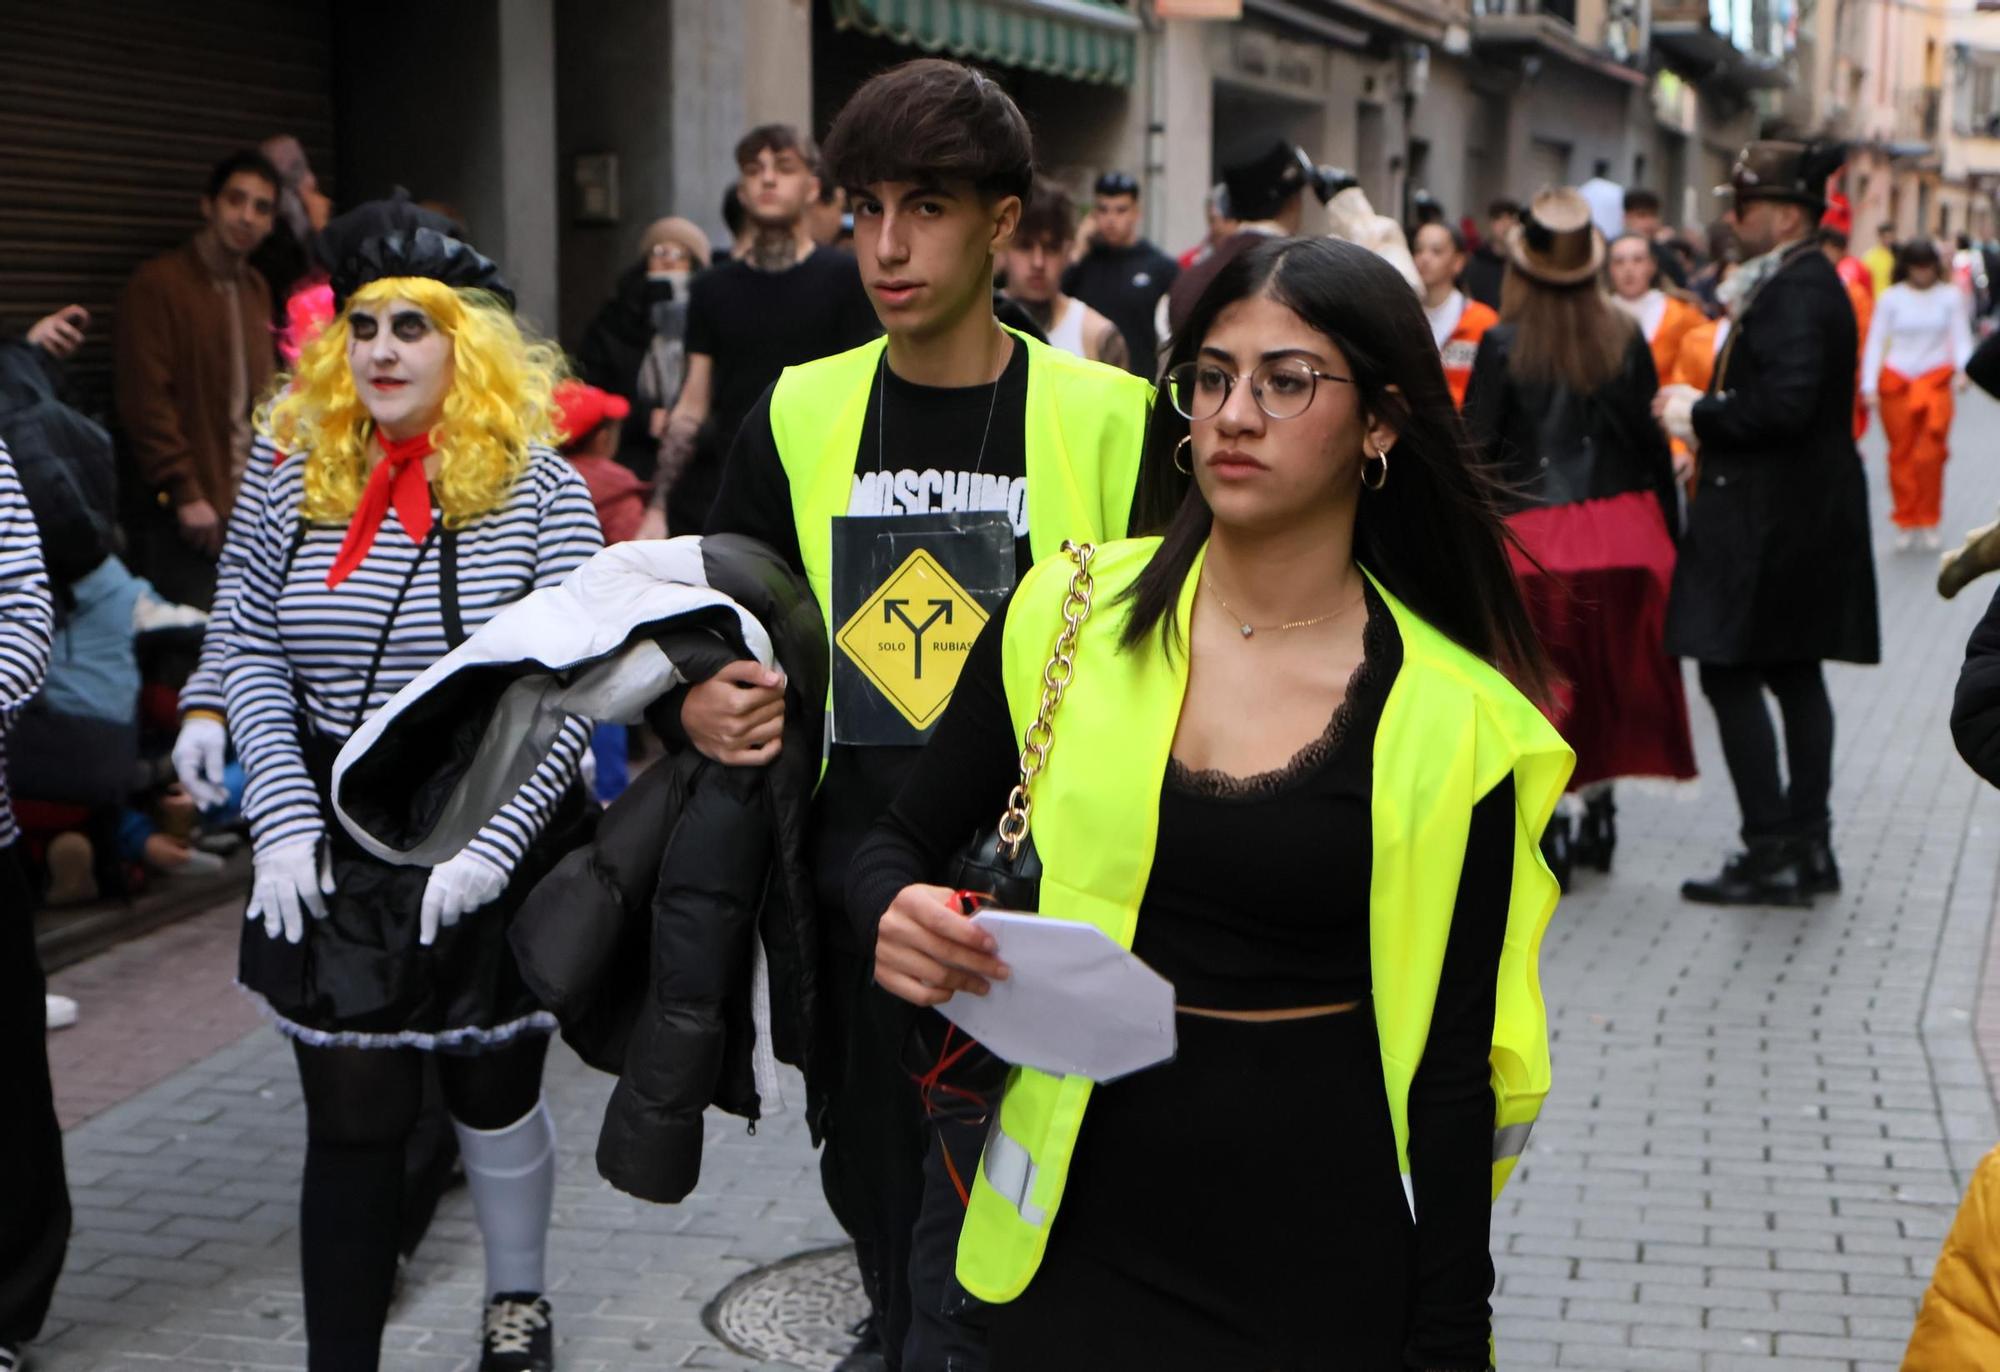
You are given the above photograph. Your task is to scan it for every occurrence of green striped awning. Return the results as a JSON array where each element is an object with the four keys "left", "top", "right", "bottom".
[{"left": 831, "top": 0, "right": 1139, "bottom": 86}]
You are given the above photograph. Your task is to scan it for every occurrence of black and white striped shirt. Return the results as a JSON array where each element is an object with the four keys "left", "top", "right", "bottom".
[
  {"left": 224, "top": 446, "right": 602, "bottom": 869},
  {"left": 179, "top": 437, "right": 274, "bottom": 720},
  {"left": 0, "top": 438, "right": 55, "bottom": 850}
]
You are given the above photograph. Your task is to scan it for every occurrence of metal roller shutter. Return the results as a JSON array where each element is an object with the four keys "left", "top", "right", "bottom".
[{"left": 0, "top": 0, "right": 335, "bottom": 420}]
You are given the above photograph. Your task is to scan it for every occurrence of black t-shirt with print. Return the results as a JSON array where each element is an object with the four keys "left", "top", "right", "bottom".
[{"left": 706, "top": 338, "right": 1136, "bottom": 945}]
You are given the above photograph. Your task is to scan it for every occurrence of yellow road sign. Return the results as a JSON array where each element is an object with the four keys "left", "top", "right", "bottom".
[{"left": 834, "top": 547, "right": 990, "bottom": 730}]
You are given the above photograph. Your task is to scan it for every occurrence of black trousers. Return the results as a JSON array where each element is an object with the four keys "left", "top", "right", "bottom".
[
  {"left": 818, "top": 943, "right": 927, "bottom": 1369},
  {"left": 905, "top": 1110, "right": 991, "bottom": 1372},
  {"left": 1697, "top": 660, "right": 1835, "bottom": 843},
  {"left": 0, "top": 844, "right": 70, "bottom": 1349}
]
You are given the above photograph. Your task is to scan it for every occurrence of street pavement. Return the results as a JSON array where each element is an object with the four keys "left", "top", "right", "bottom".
[{"left": 25, "top": 393, "right": 2000, "bottom": 1370}]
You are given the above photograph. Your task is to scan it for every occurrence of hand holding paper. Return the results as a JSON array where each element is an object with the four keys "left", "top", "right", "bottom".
[{"left": 939, "top": 911, "right": 1177, "bottom": 1083}]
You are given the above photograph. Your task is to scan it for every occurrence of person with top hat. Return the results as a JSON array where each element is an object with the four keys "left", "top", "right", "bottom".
[
  {"left": 1819, "top": 192, "right": 1876, "bottom": 441},
  {"left": 1411, "top": 220, "right": 1497, "bottom": 409},
  {"left": 1654, "top": 136, "right": 1880, "bottom": 908},
  {"left": 1608, "top": 231, "right": 1705, "bottom": 392},
  {"left": 1863, "top": 238, "right": 1976, "bottom": 550},
  {"left": 1060, "top": 170, "right": 1177, "bottom": 377},
  {"left": 224, "top": 197, "right": 602, "bottom": 1372},
  {"left": 688, "top": 58, "right": 1155, "bottom": 1371},
  {"left": 1165, "top": 141, "right": 1313, "bottom": 336},
  {"left": 1463, "top": 188, "right": 1695, "bottom": 881}
]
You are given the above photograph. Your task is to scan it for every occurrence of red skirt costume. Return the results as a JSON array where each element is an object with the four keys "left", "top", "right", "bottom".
[{"left": 1507, "top": 490, "right": 1697, "bottom": 789}]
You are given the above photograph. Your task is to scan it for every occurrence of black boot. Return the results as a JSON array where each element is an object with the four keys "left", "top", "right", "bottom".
[
  {"left": 833, "top": 1314, "right": 887, "bottom": 1372},
  {"left": 1681, "top": 839, "right": 1812, "bottom": 907},
  {"left": 1541, "top": 813, "right": 1574, "bottom": 892},
  {"left": 1575, "top": 793, "right": 1617, "bottom": 873},
  {"left": 1793, "top": 835, "right": 1841, "bottom": 895}
]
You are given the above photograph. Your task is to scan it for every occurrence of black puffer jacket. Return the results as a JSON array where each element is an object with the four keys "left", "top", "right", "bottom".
[{"left": 508, "top": 536, "right": 828, "bottom": 1204}]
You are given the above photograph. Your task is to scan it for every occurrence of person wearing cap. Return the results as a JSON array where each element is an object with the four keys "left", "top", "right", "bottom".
[
  {"left": 225, "top": 198, "right": 602, "bottom": 1372},
  {"left": 1862, "top": 238, "right": 1975, "bottom": 549},
  {"left": 553, "top": 380, "right": 646, "bottom": 545},
  {"left": 1464, "top": 187, "right": 1694, "bottom": 882},
  {"left": 575, "top": 216, "right": 712, "bottom": 486},
  {"left": 1178, "top": 182, "right": 1238, "bottom": 270},
  {"left": 1654, "top": 138, "right": 1880, "bottom": 908},
  {"left": 1166, "top": 141, "right": 1313, "bottom": 337},
  {"left": 1060, "top": 169, "right": 1178, "bottom": 376}
]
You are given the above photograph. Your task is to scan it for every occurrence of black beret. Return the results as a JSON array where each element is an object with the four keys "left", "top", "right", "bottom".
[{"left": 318, "top": 193, "right": 515, "bottom": 313}]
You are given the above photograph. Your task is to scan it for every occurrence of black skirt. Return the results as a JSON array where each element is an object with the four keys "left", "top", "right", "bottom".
[
  {"left": 986, "top": 1006, "right": 1418, "bottom": 1372},
  {"left": 238, "top": 729, "right": 588, "bottom": 1050}
]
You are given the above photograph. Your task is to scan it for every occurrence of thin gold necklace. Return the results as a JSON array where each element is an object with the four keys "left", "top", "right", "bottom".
[{"left": 1202, "top": 577, "right": 1364, "bottom": 639}]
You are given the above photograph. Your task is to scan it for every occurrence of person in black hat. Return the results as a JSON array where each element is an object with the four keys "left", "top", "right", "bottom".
[
  {"left": 1060, "top": 169, "right": 1178, "bottom": 377},
  {"left": 1165, "top": 140, "right": 1313, "bottom": 336},
  {"left": 226, "top": 196, "right": 601, "bottom": 1372},
  {"left": 1654, "top": 138, "right": 1880, "bottom": 907}
]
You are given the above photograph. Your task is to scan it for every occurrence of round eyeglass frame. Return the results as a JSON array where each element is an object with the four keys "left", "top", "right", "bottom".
[{"left": 1165, "top": 357, "right": 1355, "bottom": 423}]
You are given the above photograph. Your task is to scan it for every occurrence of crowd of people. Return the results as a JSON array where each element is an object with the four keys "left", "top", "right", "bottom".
[{"left": 6, "top": 50, "right": 2000, "bottom": 1372}]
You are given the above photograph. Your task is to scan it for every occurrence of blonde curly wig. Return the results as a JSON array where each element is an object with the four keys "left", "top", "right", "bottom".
[{"left": 260, "top": 276, "right": 564, "bottom": 528}]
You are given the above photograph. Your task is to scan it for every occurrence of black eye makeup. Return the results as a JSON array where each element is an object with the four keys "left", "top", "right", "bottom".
[
  {"left": 349, "top": 312, "right": 378, "bottom": 341},
  {"left": 390, "top": 311, "right": 432, "bottom": 342}
]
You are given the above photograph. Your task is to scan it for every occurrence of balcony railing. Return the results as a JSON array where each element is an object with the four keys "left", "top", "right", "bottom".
[{"left": 1476, "top": 0, "right": 1578, "bottom": 27}]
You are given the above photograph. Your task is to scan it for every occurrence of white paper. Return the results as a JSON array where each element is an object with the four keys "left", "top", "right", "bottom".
[{"left": 938, "top": 910, "right": 1177, "bottom": 1082}]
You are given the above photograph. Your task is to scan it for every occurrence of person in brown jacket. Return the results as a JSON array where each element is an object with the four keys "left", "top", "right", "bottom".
[{"left": 114, "top": 148, "right": 279, "bottom": 607}]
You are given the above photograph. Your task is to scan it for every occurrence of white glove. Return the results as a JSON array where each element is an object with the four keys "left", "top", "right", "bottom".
[
  {"left": 246, "top": 839, "right": 333, "bottom": 944},
  {"left": 419, "top": 850, "right": 509, "bottom": 947},
  {"left": 173, "top": 715, "right": 230, "bottom": 811},
  {"left": 1658, "top": 384, "right": 1702, "bottom": 446}
]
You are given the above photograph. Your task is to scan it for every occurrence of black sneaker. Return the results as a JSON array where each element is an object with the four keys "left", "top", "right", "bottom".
[
  {"left": 1575, "top": 793, "right": 1616, "bottom": 874},
  {"left": 480, "top": 1292, "right": 553, "bottom": 1372},
  {"left": 1793, "top": 836, "right": 1841, "bottom": 896},
  {"left": 832, "top": 1314, "right": 888, "bottom": 1372},
  {"left": 1681, "top": 843, "right": 1813, "bottom": 908},
  {"left": 1540, "top": 812, "right": 1574, "bottom": 892}
]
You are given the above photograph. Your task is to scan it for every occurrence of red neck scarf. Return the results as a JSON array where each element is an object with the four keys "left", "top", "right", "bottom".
[{"left": 325, "top": 432, "right": 436, "bottom": 588}]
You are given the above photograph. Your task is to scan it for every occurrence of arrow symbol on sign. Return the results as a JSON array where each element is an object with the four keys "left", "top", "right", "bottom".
[{"left": 884, "top": 597, "right": 953, "bottom": 678}]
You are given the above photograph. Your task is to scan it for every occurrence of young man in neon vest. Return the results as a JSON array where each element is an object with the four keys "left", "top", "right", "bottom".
[{"left": 682, "top": 58, "right": 1153, "bottom": 1370}]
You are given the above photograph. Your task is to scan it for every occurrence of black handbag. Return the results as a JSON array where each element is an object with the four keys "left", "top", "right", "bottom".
[{"left": 905, "top": 541, "right": 1098, "bottom": 1122}]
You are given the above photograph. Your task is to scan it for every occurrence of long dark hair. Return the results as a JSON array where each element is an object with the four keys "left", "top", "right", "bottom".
[{"left": 1119, "top": 235, "right": 1554, "bottom": 704}]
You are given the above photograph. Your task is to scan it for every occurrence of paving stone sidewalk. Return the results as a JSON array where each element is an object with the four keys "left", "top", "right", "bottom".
[{"left": 27, "top": 396, "right": 2000, "bottom": 1370}]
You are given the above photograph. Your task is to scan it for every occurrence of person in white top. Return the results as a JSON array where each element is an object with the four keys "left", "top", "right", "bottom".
[
  {"left": 1861, "top": 239, "right": 1975, "bottom": 548},
  {"left": 1001, "top": 178, "right": 1126, "bottom": 368},
  {"left": 1609, "top": 233, "right": 1669, "bottom": 339}
]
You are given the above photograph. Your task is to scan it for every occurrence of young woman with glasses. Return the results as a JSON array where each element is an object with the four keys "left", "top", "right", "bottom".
[{"left": 848, "top": 235, "right": 1571, "bottom": 1370}]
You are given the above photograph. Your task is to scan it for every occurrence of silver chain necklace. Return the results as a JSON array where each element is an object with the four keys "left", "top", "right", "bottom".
[{"left": 875, "top": 332, "right": 1006, "bottom": 477}]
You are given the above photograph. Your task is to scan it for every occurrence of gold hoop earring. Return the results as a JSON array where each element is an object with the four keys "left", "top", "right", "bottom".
[
  {"left": 1362, "top": 441, "right": 1389, "bottom": 492},
  {"left": 1174, "top": 435, "right": 1193, "bottom": 476}
]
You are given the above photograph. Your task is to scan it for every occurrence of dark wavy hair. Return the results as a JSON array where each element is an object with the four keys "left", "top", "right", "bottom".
[{"left": 1119, "top": 236, "right": 1554, "bottom": 704}]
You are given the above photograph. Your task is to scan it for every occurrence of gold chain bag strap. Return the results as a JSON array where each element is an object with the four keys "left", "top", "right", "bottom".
[{"left": 913, "top": 541, "right": 1096, "bottom": 1125}]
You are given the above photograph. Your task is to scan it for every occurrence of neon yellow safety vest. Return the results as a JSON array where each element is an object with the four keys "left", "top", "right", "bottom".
[
  {"left": 957, "top": 537, "right": 1575, "bottom": 1307},
  {"left": 765, "top": 327, "right": 1153, "bottom": 663}
]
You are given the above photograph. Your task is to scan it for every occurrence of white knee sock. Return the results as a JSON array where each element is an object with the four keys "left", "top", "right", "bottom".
[{"left": 452, "top": 1099, "right": 556, "bottom": 1299}]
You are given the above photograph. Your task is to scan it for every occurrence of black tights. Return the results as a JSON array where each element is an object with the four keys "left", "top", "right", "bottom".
[
  {"left": 292, "top": 1035, "right": 548, "bottom": 1372},
  {"left": 1697, "top": 660, "right": 1835, "bottom": 843}
]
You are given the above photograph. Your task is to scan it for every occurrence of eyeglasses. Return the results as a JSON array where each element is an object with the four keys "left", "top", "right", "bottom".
[{"left": 1166, "top": 358, "right": 1353, "bottom": 423}]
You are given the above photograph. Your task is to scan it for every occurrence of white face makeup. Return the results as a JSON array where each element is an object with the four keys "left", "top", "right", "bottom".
[{"left": 347, "top": 299, "right": 454, "bottom": 441}]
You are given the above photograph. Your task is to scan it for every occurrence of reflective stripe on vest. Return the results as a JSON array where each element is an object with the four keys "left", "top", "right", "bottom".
[
  {"left": 955, "top": 537, "right": 1575, "bottom": 1306},
  {"left": 764, "top": 327, "right": 1153, "bottom": 709}
]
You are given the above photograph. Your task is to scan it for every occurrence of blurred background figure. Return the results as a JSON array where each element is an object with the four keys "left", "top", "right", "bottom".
[
  {"left": 1863, "top": 238, "right": 1975, "bottom": 550},
  {"left": 575, "top": 215, "right": 711, "bottom": 484},
  {"left": 1410, "top": 220, "right": 1496, "bottom": 409},
  {"left": 1465, "top": 187, "right": 1694, "bottom": 883},
  {"left": 1463, "top": 198, "right": 1521, "bottom": 310},
  {"left": 1061, "top": 169, "right": 1177, "bottom": 377},
  {"left": 1607, "top": 231, "right": 1703, "bottom": 390},
  {"left": 1003, "top": 179, "right": 1127, "bottom": 368}
]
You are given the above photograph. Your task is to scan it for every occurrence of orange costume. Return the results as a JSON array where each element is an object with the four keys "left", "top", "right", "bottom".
[
  {"left": 1432, "top": 292, "right": 1498, "bottom": 409},
  {"left": 1673, "top": 315, "right": 1728, "bottom": 394},
  {"left": 1647, "top": 295, "right": 1704, "bottom": 389},
  {"left": 1836, "top": 258, "right": 1874, "bottom": 439},
  {"left": 1864, "top": 280, "right": 1974, "bottom": 529}
]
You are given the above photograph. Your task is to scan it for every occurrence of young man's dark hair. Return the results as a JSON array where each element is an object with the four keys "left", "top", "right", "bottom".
[
  {"left": 1624, "top": 188, "right": 1663, "bottom": 216},
  {"left": 821, "top": 57, "right": 1034, "bottom": 203},
  {"left": 1094, "top": 169, "right": 1139, "bottom": 199},
  {"left": 1489, "top": 197, "right": 1522, "bottom": 220},
  {"left": 1016, "top": 177, "right": 1077, "bottom": 248},
  {"left": 733, "top": 122, "right": 813, "bottom": 171},
  {"left": 206, "top": 148, "right": 281, "bottom": 200},
  {"left": 1818, "top": 225, "right": 1849, "bottom": 251}
]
